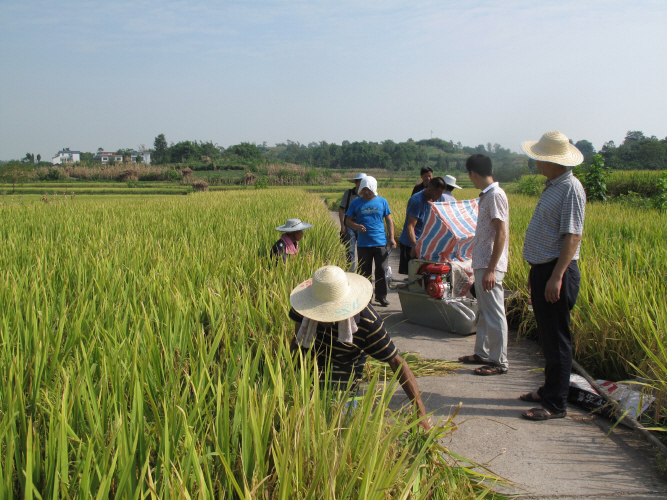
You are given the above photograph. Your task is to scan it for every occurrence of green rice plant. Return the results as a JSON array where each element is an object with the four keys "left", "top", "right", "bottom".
[{"left": 0, "top": 190, "right": 502, "bottom": 498}]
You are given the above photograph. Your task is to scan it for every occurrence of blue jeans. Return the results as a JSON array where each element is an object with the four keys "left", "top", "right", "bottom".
[{"left": 342, "top": 227, "right": 358, "bottom": 272}]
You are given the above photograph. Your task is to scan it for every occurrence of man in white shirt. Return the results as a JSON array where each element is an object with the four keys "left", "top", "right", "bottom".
[{"left": 458, "top": 154, "right": 510, "bottom": 375}]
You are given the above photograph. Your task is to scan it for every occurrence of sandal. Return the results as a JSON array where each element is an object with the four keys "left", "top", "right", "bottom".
[
  {"left": 474, "top": 365, "right": 508, "bottom": 376},
  {"left": 519, "top": 391, "right": 542, "bottom": 403},
  {"left": 458, "top": 354, "right": 487, "bottom": 364},
  {"left": 522, "top": 407, "right": 566, "bottom": 421}
]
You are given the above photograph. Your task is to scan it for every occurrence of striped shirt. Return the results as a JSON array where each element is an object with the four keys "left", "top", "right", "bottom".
[
  {"left": 289, "top": 304, "right": 398, "bottom": 387},
  {"left": 523, "top": 171, "right": 586, "bottom": 265}
]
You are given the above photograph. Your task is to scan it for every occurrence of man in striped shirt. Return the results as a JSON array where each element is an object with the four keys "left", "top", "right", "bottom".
[
  {"left": 289, "top": 265, "right": 431, "bottom": 430},
  {"left": 519, "top": 131, "right": 586, "bottom": 421}
]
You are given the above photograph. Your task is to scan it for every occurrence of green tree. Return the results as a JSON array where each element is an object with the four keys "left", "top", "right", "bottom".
[
  {"left": 23, "top": 153, "right": 35, "bottom": 163},
  {"left": 574, "top": 140, "right": 596, "bottom": 159},
  {"left": 1, "top": 161, "right": 35, "bottom": 193},
  {"left": 153, "top": 134, "right": 169, "bottom": 164},
  {"left": 36, "top": 154, "right": 41, "bottom": 162}
]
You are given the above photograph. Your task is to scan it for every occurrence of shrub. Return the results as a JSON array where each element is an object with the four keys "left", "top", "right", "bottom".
[
  {"left": 254, "top": 176, "right": 269, "bottom": 189},
  {"left": 652, "top": 171, "right": 667, "bottom": 212},
  {"left": 582, "top": 154, "right": 611, "bottom": 201},
  {"left": 517, "top": 175, "right": 544, "bottom": 196}
]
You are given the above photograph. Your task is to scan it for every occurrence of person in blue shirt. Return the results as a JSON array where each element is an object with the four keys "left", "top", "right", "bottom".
[
  {"left": 398, "top": 177, "right": 454, "bottom": 274},
  {"left": 345, "top": 176, "right": 396, "bottom": 307}
]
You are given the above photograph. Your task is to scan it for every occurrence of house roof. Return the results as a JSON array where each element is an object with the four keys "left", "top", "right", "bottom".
[
  {"left": 58, "top": 150, "right": 81, "bottom": 154},
  {"left": 95, "top": 152, "right": 123, "bottom": 156}
]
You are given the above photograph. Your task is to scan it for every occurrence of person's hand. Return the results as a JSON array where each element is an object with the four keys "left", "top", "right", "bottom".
[
  {"left": 482, "top": 269, "right": 496, "bottom": 292},
  {"left": 545, "top": 274, "right": 562, "bottom": 303},
  {"left": 389, "top": 238, "right": 397, "bottom": 250},
  {"left": 357, "top": 224, "right": 367, "bottom": 232},
  {"left": 340, "top": 225, "right": 346, "bottom": 235},
  {"left": 410, "top": 247, "right": 417, "bottom": 258}
]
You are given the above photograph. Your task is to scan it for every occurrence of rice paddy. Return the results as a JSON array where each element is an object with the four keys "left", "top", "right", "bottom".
[{"left": 0, "top": 190, "right": 502, "bottom": 498}]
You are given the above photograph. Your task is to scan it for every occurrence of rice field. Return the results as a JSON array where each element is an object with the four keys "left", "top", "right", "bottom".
[
  {"left": 0, "top": 190, "right": 502, "bottom": 498},
  {"left": 380, "top": 186, "right": 667, "bottom": 382}
]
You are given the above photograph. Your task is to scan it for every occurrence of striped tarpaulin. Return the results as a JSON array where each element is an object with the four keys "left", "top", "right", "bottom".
[{"left": 415, "top": 199, "right": 479, "bottom": 263}]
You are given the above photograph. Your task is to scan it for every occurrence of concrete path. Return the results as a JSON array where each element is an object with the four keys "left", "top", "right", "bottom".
[{"left": 329, "top": 211, "right": 667, "bottom": 499}]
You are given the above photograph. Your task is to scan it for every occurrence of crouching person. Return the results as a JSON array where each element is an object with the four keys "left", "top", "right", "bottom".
[
  {"left": 271, "top": 218, "right": 313, "bottom": 263},
  {"left": 289, "top": 265, "right": 431, "bottom": 430}
]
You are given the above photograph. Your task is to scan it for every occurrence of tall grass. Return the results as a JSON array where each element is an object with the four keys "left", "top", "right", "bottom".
[{"left": 0, "top": 190, "right": 500, "bottom": 498}]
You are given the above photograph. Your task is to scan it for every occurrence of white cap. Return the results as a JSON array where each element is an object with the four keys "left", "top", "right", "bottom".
[
  {"left": 359, "top": 176, "right": 378, "bottom": 196},
  {"left": 443, "top": 175, "right": 462, "bottom": 189},
  {"left": 348, "top": 173, "right": 367, "bottom": 183}
]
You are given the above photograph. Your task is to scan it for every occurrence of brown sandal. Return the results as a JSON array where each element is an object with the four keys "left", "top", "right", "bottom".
[
  {"left": 519, "top": 391, "right": 542, "bottom": 403},
  {"left": 458, "top": 354, "right": 486, "bottom": 364},
  {"left": 474, "top": 365, "right": 508, "bottom": 376},
  {"left": 522, "top": 407, "right": 566, "bottom": 421}
]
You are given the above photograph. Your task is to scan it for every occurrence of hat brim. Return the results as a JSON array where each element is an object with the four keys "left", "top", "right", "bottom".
[
  {"left": 521, "top": 141, "right": 584, "bottom": 167},
  {"left": 447, "top": 183, "right": 462, "bottom": 190},
  {"left": 276, "top": 222, "right": 313, "bottom": 232},
  {"left": 290, "top": 272, "right": 373, "bottom": 322},
  {"left": 347, "top": 179, "right": 358, "bottom": 183}
]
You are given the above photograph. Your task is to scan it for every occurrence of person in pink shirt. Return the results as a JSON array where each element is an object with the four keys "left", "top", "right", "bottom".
[{"left": 271, "top": 219, "right": 313, "bottom": 263}]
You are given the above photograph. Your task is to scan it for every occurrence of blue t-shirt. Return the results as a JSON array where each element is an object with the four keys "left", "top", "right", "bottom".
[
  {"left": 399, "top": 191, "right": 451, "bottom": 247},
  {"left": 346, "top": 196, "right": 391, "bottom": 247}
]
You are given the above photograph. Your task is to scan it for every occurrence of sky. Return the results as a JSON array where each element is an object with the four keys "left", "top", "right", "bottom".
[{"left": 1, "top": 0, "right": 666, "bottom": 160}]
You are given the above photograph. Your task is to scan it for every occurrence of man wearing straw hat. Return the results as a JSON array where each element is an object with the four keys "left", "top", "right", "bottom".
[
  {"left": 338, "top": 173, "right": 366, "bottom": 271},
  {"left": 289, "top": 265, "right": 431, "bottom": 430},
  {"left": 519, "top": 131, "right": 586, "bottom": 421},
  {"left": 271, "top": 218, "right": 313, "bottom": 263}
]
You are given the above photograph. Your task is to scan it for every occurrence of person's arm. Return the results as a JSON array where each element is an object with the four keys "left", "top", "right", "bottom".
[
  {"left": 481, "top": 218, "right": 507, "bottom": 292},
  {"left": 544, "top": 233, "right": 582, "bottom": 303},
  {"left": 338, "top": 207, "right": 346, "bottom": 234},
  {"left": 406, "top": 216, "right": 419, "bottom": 257},
  {"left": 346, "top": 216, "right": 366, "bottom": 233},
  {"left": 387, "top": 354, "right": 431, "bottom": 430},
  {"left": 385, "top": 214, "right": 396, "bottom": 249},
  {"left": 339, "top": 191, "right": 349, "bottom": 234}
]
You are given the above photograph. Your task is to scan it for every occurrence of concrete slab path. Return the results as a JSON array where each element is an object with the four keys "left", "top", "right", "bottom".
[{"left": 328, "top": 211, "right": 667, "bottom": 499}]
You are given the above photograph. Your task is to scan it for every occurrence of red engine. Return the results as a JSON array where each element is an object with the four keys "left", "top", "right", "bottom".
[{"left": 416, "top": 263, "right": 451, "bottom": 299}]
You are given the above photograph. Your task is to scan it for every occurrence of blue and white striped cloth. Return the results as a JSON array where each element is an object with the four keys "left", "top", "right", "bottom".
[{"left": 522, "top": 171, "right": 586, "bottom": 265}]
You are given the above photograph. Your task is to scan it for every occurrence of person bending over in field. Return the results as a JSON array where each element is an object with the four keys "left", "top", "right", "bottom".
[
  {"left": 398, "top": 176, "right": 450, "bottom": 275},
  {"left": 271, "top": 218, "right": 313, "bottom": 263},
  {"left": 289, "top": 265, "right": 431, "bottom": 430},
  {"left": 519, "top": 131, "right": 586, "bottom": 421}
]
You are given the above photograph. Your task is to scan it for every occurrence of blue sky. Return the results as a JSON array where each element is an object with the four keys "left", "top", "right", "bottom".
[{"left": 1, "top": 0, "right": 666, "bottom": 160}]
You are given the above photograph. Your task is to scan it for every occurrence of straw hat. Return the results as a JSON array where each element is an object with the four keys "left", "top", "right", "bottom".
[
  {"left": 521, "top": 131, "right": 584, "bottom": 167},
  {"left": 348, "top": 173, "right": 367, "bottom": 183},
  {"left": 290, "top": 265, "right": 373, "bottom": 322},
  {"left": 443, "top": 175, "right": 462, "bottom": 189},
  {"left": 359, "top": 176, "right": 378, "bottom": 196},
  {"left": 276, "top": 219, "right": 313, "bottom": 232}
]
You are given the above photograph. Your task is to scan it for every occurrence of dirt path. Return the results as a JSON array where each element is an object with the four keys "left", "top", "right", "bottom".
[{"left": 328, "top": 211, "right": 667, "bottom": 499}]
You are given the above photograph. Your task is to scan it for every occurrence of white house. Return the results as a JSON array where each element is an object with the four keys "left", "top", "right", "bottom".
[
  {"left": 94, "top": 152, "right": 124, "bottom": 164},
  {"left": 51, "top": 150, "right": 80, "bottom": 165},
  {"left": 94, "top": 151, "right": 151, "bottom": 164},
  {"left": 130, "top": 151, "right": 151, "bottom": 164}
]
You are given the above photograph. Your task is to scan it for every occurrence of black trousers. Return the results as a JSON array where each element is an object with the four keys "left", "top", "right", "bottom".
[
  {"left": 531, "top": 260, "right": 581, "bottom": 414},
  {"left": 357, "top": 246, "right": 389, "bottom": 300},
  {"left": 398, "top": 242, "right": 412, "bottom": 275}
]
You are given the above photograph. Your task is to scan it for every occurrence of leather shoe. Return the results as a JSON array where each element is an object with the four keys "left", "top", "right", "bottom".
[{"left": 375, "top": 297, "right": 390, "bottom": 307}]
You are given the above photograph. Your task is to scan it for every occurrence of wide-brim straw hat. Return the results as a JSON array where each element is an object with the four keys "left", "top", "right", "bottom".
[
  {"left": 348, "top": 173, "right": 367, "bottom": 183},
  {"left": 290, "top": 265, "right": 373, "bottom": 322},
  {"left": 521, "top": 131, "right": 584, "bottom": 167},
  {"left": 276, "top": 218, "right": 313, "bottom": 232},
  {"left": 443, "top": 175, "right": 462, "bottom": 189}
]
